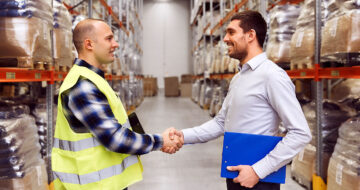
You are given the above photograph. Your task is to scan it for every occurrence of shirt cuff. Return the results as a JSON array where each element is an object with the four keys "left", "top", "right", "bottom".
[
  {"left": 152, "top": 134, "right": 164, "bottom": 151},
  {"left": 251, "top": 158, "right": 273, "bottom": 179},
  {"left": 181, "top": 128, "right": 198, "bottom": 144}
]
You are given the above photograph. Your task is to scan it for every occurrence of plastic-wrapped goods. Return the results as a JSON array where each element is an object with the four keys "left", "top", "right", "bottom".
[
  {"left": 203, "top": 84, "right": 213, "bottom": 110},
  {"left": 209, "top": 86, "right": 221, "bottom": 117},
  {"left": 302, "top": 100, "right": 350, "bottom": 153},
  {"left": 0, "top": 104, "right": 45, "bottom": 189},
  {"left": 199, "top": 82, "right": 205, "bottom": 107},
  {"left": 228, "top": 58, "right": 239, "bottom": 73},
  {"left": 192, "top": 80, "right": 201, "bottom": 103},
  {"left": 291, "top": 144, "right": 316, "bottom": 190},
  {"left": 327, "top": 117, "right": 360, "bottom": 190},
  {"left": 31, "top": 103, "right": 56, "bottom": 161},
  {"left": 0, "top": 17, "right": 52, "bottom": 68},
  {"left": 266, "top": 4, "right": 301, "bottom": 64},
  {"left": 220, "top": 56, "right": 230, "bottom": 73},
  {"left": 331, "top": 79, "right": 360, "bottom": 101},
  {"left": 0, "top": 0, "right": 53, "bottom": 24},
  {"left": 53, "top": 0, "right": 73, "bottom": 69},
  {"left": 321, "top": 1, "right": 360, "bottom": 64},
  {"left": 290, "top": 0, "right": 316, "bottom": 70},
  {"left": 0, "top": 0, "right": 53, "bottom": 68},
  {"left": 0, "top": 162, "right": 47, "bottom": 190},
  {"left": 112, "top": 57, "right": 122, "bottom": 75},
  {"left": 290, "top": 26, "right": 315, "bottom": 69}
]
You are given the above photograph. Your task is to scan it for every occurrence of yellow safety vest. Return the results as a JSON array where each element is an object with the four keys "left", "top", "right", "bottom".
[{"left": 52, "top": 64, "right": 143, "bottom": 190}]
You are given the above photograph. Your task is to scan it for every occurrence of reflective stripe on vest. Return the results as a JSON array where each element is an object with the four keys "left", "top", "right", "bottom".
[
  {"left": 53, "top": 155, "right": 139, "bottom": 185},
  {"left": 53, "top": 121, "right": 131, "bottom": 152}
]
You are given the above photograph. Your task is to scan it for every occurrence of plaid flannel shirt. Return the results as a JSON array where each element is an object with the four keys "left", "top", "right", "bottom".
[{"left": 60, "top": 59, "right": 163, "bottom": 155}]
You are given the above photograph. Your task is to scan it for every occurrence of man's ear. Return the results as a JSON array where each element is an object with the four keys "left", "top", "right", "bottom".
[
  {"left": 247, "top": 29, "right": 257, "bottom": 43},
  {"left": 84, "top": 39, "right": 93, "bottom": 50}
]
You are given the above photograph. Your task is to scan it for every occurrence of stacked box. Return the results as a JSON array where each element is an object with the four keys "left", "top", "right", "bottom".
[
  {"left": 143, "top": 77, "right": 157, "bottom": 97},
  {"left": 164, "top": 77, "right": 179, "bottom": 97},
  {"left": 180, "top": 74, "right": 193, "bottom": 98}
]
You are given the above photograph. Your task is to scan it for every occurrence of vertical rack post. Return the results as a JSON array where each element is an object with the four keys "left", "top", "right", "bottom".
[
  {"left": 314, "top": 0, "right": 326, "bottom": 188},
  {"left": 46, "top": 0, "right": 55, "bottom": 183},
  {"left": 46, "top": 83, "right": 54, "bottom": 182},
  {"left": 88, "top": 0, "right": 93, "bottom": 18}
]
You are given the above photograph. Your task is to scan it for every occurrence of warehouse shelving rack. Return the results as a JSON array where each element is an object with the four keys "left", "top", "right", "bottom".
[
  {"left": 190, "top": 0, "right": 360, "bottom": 189},
  {"left": 0, "top": 0, "right": 144, "bottom": 188}
]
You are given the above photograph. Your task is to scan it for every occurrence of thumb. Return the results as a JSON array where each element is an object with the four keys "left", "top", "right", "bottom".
[
  {"left": 168, "top": 128, "right": 176, "bottom": 140},
  {"left": 227, "top": 165, "right": 243, "bottom": 171}
]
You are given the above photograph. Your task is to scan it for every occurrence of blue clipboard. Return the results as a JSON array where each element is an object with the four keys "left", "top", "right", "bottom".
[{"left": 221, "top": 132, "right": 286, "bottom": 184}]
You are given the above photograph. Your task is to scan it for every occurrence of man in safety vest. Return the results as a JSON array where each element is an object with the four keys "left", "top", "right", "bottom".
[{"left": 52, "top": 19, "right": 183, "bottom": 190}]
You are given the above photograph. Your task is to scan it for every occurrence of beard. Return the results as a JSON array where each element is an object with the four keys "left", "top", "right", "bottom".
[{"left": 229, "top": 48, "right": 248, "bottom": 63}]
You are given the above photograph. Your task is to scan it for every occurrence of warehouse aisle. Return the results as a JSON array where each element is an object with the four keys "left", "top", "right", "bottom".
[{"left": 131, "top": 93, "right": 306, "bottom": 190}]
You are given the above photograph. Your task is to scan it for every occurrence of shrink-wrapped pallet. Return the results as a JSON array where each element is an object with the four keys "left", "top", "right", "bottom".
[
  {"left": 290, "top": 0, "right": 316, "bottom": 69},
  {"left": 321, "top": 1, "right": 360, "bottom": 64},
  {"left": 303, "top": 101, "right": 350, "bottom": 153},
  {"left": 203, "top": 85, "right": 213, "bottom": 110},
  {"left": 266, "top": 4, "right": 301, "bottom": 64},
  {"left": 53, "top": 0, "right": 73, "bottom": 69},
  {"left": 291, "top": 144, "right": 316, "bottom": 189},
  {"left": 0, "top": 0, "right": 53, "bottom": 68},
  {"left": 327, "top": 116, "right": 360, "bottom": 190},
  {"left": 191, "top": 80, "right": 199, "bottom": 102},
  {"left": 0, "top": 17, "right": 52, "bottom": 68},
  {"left": 0, "top": 104, "right": 47, "bottom": 190}
]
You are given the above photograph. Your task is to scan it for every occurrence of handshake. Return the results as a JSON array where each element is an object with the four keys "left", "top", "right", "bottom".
[{"left": 160, "top": 128, "right": 184, "bottom": 154}]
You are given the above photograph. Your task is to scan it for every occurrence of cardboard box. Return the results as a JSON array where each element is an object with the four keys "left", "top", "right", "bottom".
[
  {"left": 181, "top": 74, "right": 193, "bottom": 83},
  {"left": 164, "top": 77, "right": 179, "bottom": 97},
  {"left": 143, "top": 77, "right": 157, "bottom": 97},
  {"left": 327, "top": 155, "right": 360, "bottom": 190},
  {"left": 180, "top": 83, "right": 192, "bottom": 97}
]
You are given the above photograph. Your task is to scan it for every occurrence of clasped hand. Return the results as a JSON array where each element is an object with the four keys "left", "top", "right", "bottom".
[{"left": 160, "top": 127, "right": 184, "bottom": 154}]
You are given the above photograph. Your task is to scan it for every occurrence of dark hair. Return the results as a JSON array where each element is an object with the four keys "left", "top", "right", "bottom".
[
  {"left": 230, "top": 11, "right": 267, "bottom": 47},
  {"left": 73, "top": 18, "right": 105, "bottom": 52}
]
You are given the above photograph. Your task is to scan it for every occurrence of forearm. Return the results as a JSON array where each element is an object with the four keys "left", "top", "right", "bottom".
[
  {"left": 182, "top": 118, "right": 225, "bottom": 144},
  {"left": 252, "top": 128, "right": 311, "bottom": 179}
]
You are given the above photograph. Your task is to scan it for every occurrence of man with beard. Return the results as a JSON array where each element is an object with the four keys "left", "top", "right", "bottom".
[
  {"left": 166, "top": 11, "right": 311, "bottom": 190},
  {"left": 52, "top": 19, "right": 183, "bottom": 190}
]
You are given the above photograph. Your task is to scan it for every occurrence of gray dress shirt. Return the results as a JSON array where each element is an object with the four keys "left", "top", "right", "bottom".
[{"left": 182, "top": 52, "right": 312, "bottom": 179}]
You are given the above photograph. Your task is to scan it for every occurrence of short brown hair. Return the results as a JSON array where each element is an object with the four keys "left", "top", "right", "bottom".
[
  {"left": 230, "top": 11, "right": 267, "bottom": 47},
  {"left": 73, "top": 18, "right": 105, "bottom": 52}
]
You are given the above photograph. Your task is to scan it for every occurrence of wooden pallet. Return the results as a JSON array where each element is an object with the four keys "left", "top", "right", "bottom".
[
  {"left": 0, "top": 57, "right": 52, "bottom": 70},
  {"left": 276, "top": 62, "right": 291, "bottom": 70},
  {"left": 291, "top": 173, "right": 312, "bottom": 190},
  {"left": 290, "top": 62, "right": 314, "bottom": 70},
  {"left": 321, "top": 52, "right": 360, "bottom": 67}
]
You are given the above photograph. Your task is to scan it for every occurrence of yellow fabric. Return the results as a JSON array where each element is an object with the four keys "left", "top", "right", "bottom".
[{"left": 52, "top": 64, "right": 143, "bottom": 189}]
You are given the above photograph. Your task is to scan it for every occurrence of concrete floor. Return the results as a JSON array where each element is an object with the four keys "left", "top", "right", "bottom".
[{"left": 130, "top": 93, "right": 306, "bottom": 190}]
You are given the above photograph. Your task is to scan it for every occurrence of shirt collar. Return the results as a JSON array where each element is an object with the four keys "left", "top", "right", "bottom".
[
  {"left": 74, "top": 58, "right": 105, "bottom": 78},
  {"left": 238, "top": 52, "right": 267, "bottom": 72}
]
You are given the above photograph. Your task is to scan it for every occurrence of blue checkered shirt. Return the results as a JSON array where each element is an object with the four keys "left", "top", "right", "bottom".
[{"left": 61, "top": 59, "right": 163, "bottom": 155}]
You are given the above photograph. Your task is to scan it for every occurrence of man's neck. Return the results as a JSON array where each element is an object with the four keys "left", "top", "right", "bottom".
[
  {"left": 240, "top": 47, "right": 263, "bottom": 66},
  {"left": 78, "top": 54, "right": 101, "bottom": 69}
]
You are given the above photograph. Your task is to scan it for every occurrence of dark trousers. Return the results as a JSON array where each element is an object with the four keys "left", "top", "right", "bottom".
[{"left": 226, "top": 179, "right": 280, "bottom": 190}]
